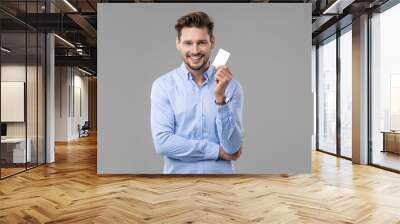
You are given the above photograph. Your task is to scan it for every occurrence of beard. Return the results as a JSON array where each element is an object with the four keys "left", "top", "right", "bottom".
[{"left": 184, "top": 53, "right": 210, "bottom": 71}]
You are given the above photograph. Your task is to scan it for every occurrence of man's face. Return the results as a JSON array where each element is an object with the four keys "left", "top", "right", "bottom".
[{"left": 176, "top": 27, "right": 215, "bottom": 71}]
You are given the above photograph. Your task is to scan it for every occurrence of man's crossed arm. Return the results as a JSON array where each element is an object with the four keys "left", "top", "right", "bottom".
[{"left": 150, "top": 75, "right": 244, "bottom": 162}]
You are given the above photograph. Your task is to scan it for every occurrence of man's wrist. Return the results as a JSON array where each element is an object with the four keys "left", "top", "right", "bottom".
[{"left": 215, "top": 95, "right": 226, "bottom": 105}]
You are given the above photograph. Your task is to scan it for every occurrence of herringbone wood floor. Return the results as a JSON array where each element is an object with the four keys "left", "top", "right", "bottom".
[{"left": 1, "top": 134, "right": 400, "bottom": 224}]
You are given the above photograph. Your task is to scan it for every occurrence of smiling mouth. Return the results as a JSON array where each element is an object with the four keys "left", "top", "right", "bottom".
[{"left": 189, "top": 55, "right": 203, "bottom": 62}]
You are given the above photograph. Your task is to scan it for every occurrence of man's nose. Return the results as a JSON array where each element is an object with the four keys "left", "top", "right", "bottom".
[{"left": 192, "top": 44, "right": 200, "bottom": 54}]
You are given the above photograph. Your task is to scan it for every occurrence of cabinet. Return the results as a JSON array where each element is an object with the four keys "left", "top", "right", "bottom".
[{"left": 382, "top": 131, "right": 400, "bottom": 154}]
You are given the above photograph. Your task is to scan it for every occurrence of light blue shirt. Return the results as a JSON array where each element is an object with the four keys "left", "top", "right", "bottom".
[{"left": 151, "top": 62, "right": 244, "bottom": 174}]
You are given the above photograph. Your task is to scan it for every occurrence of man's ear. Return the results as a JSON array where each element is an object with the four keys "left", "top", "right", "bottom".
[
  {"left": 210, "top": 35, "right": 215, "bottom": 49},
  {"left": 175, "top": 36, "right": 180, "bottom": 51}
]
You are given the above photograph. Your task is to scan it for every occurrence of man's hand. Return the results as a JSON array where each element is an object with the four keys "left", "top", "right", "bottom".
[
  {"left": 218, "top": 146, "right": 242, "bottom": 161},
  {"left": 214, "top": 65, "right": 233, "bottom": 104}
]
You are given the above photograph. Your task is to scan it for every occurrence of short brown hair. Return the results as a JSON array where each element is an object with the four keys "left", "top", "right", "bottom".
[{"left": 175, "top": 11, "right": 214, "bottom": 40}]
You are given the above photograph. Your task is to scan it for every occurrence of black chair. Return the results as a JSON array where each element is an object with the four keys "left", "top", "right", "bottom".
[{"left": 79, "top": 121, "right": 90, "bottom": 138}]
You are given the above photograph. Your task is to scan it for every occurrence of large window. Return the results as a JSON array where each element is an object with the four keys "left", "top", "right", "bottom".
[
  {"left": 317, "top": 36, "right": 337, "bottom": 154},
  {"left": 317, "top": 26, "right": 353, "bottom": 159},
  {"left": 371, "top": 3, "right": 400, "bottom": 171},
  {"left": 340, "top": 28, "right": 352, "bottom": 158}
]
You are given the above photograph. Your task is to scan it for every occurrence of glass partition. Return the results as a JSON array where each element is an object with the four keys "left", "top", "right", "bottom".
[
  {"left": 0, "top": 31, "right": 28, "bottom": 177},
  {"left": 27, "top": 31, "right": 38, "bottom": 169},
  {"left": 0, "top": 1, "right": 46, "bottom": 179}
]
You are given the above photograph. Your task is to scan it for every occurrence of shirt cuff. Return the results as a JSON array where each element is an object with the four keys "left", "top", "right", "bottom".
[
  {"left": 203, "top": 140, "right": 220, "bottom": 160},
  {"left": 216, "top": 103, "right": 230, "bottom": 120}
]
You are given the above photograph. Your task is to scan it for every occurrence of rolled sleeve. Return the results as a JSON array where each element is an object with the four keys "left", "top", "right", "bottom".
[
  {"left": 203, "top": 140, "right": 220, "bottom": 160},
  {"left": 216, "top": 103, "right": 230, "bottom": 120},
  {"left": 215, "top": 81, "right": 244, "bottom": 154}
]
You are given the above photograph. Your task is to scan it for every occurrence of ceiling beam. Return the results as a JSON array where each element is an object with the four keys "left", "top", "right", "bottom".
[
  {"left": 55, "top": 55, "right": 96, "bottom": 72},
  {"left": 67, "top": 13, "right": 97, "bottom": 46}
]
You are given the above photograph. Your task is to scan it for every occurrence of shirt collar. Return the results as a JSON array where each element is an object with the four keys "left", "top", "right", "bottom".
[{"left": 179, "top": 62, "right": 215, "bottom": 81}]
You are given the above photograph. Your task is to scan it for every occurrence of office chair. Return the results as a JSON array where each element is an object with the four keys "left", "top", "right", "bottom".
[{"left": 79, "top": 121, "right": 90, "bottom": 138}]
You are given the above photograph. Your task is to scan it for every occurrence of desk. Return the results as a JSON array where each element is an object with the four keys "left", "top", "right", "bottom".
[
  {"left": 1, "top": 138, "right": 31, "bottom": 163},
  {"left": 381, "top": 131, "right": 400, "bottom": 154}
]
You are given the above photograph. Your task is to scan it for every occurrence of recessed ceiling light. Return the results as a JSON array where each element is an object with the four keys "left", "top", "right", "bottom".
[
  {"left": 322, "top": 0, "right": 354, "bottom": 15},
  {"left": 63, "top": 0, "right": 78, "bottom": 12},
  {"left": 54, "top": 34, "right": 75, "bottom": 48},
  {"left": 78, "top": 67, "right": 93, "bottom": 76}
]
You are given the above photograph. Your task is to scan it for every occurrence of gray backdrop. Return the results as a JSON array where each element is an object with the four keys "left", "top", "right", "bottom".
[{"left": 98, "top": 3, "right": 312, "bottom": 174}]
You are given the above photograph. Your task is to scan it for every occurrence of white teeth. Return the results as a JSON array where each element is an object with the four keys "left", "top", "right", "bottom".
[{"left": 190, "top": 56, "right": 202, "bottom": 60}]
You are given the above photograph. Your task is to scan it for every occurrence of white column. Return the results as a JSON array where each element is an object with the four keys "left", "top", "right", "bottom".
[
  {"left": 46, "top": 32, "right": 55, "bottom": 163},
  {"left": 352, "top": 14, "right": 369, "bottom": 164},
  {"left": 46, "top": 1, "right": 56, "bottom": 163}
]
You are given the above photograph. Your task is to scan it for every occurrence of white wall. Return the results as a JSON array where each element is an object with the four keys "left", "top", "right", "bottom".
[
  {"left": 72, "top": 72, "right": 89, "bottom": 138},
  {"left": 55, "top": 67, "right": 70, "bottom": 141},
  {"left": 55, "top": 67, "right": 89, "bottom": 141},
  {"left": 1, "top": 64, "right": 46, "bottom": 164},
  {"left": 1, "top": 65, "right": 39, "bottom": 138},
  {"left": 1, "top": 66, "right": 26, "bottom": 137}
]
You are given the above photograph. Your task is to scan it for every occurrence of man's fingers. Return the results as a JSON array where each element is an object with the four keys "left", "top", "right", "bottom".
[
  {"left": 216, "top": 67, "right": 232, "bottom": 81},
  {"left": 215, "top": 73, "right": 230, "bottom": 83},
  {"left": 216, "top": 65, "right": 227, "bottom": 70},
  {"left": 215, "top": 74, "right": 227, "bottom": 84},
  {"left": 216, "top": 66, "right": 231, "bottom": 75},
  {"left": 219, "top": 146, "right": 243, "bottom": 161},
  {"left": 215, "top": 73, "right": 224, "bottom": 83},
  {"left": 215, "top": 73, "right": 224, "bottom": 79},
  {"left": 216, "top": 65, "right": 225, "bottom": 70},
  {"left": 219, "top": 71, "right": 232, "bottom": 82},
  {"left": 234, "top": 147, "right": 243, "bottom": 160}
]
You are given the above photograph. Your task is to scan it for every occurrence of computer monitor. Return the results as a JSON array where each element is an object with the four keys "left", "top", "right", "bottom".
[{"left": 1, "top": 123, "right": 7, "bottom": 137}]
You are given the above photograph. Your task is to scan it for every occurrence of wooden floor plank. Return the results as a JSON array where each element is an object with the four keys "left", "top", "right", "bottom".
[{"left": 0, "top": 134, "right": 400, "bottom": 223}]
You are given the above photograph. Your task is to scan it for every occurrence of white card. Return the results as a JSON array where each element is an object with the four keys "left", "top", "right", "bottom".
[{"left": 212, "top": 48, "right": 231, "bottom": 67}]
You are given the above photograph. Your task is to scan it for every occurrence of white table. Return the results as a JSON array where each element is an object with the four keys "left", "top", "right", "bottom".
[{"left": 1, "top": 138, "right": 31, "bottom": 163}]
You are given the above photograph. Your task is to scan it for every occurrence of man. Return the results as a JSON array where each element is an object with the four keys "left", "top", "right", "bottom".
[{"left": 151, "top": 11, "right": 244, "bottom": 174}]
